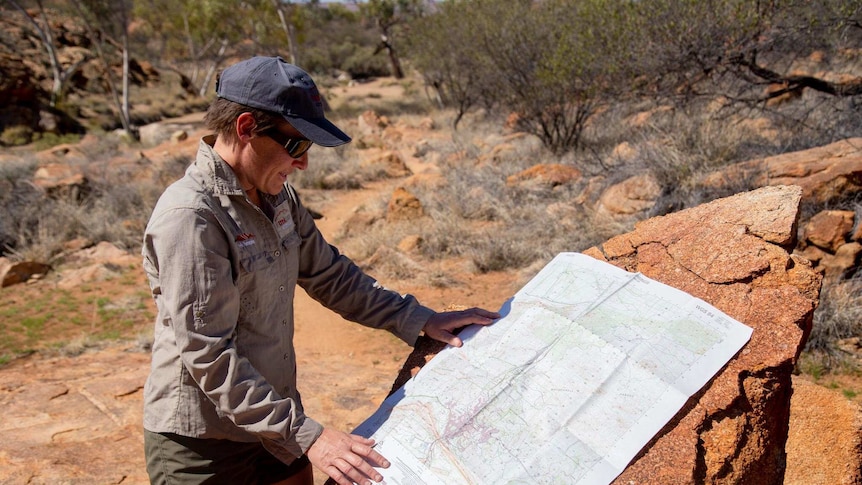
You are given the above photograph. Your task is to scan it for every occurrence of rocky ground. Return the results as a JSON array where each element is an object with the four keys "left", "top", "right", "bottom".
[
  {"left": 0, "top": 177, "right": 515, "bottom": 484},
  {"left": 0, "top": 176, "right": 858, "bottom": 484},
  {"left": 0, "top": 78, "right": 860, "bottom": 484}
]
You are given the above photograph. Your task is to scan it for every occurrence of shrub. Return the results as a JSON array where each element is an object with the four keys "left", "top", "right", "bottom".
[
  {"left": 289, "top": 144, "right": 362, "bottom": 190},
  {"left": 29, "top": 133, "right": 83, "bottom": 151},
  {"left": 803, "top": 275, "right": 862, "bottom": 371},
  {"left": 0, "top": 125, "right": 34, "bottom": 146}
]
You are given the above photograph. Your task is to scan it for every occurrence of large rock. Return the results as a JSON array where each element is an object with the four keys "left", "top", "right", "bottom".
[
  {"left": 803, "top": 210, "right": 857, "bottom": 252},
  {"left": 0, "top": 258, "right": 51, "bottom": 287},
  {"left": 386, "top": 187, "right": 425, "bottom": 222},
  {"left": 587, "top": 185, "right": 821, "bottom": 484},
  {"left": 138, "top": 121, "right": 197, "bottom": 147},
  {"left": 594, "top": 172, "right": 662, "bottom": 220},
  {"left": 392, "top": 185, "right": 824, "bottom": 484},
  {"left": 505, "top": 163, "right": 582, "bottom": 188},
  {"left": 701, "top": 138, "right": 862, "bottom": 204},
  {"left": 32, "top": 162, "right": 89, "bottom": 199},
  {"left": 785, "top": 376, "right": 862, "bottom": 485}
]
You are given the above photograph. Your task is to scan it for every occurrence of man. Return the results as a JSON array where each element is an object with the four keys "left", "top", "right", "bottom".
[{"left": 141, "top": 56, "right": 499, "bottom": 485}]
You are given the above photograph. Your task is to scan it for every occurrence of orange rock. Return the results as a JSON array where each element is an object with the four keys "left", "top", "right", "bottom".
[
  {"left": 386, "top": 187, "right": 424, "bottom": 222},
  {"left": 785, "top": 376, "right": 862, "bottom": 485},
  {"left": 32, "top": 162, "right": 88, "bottom": 199},
  {"left": 0, "top": 258, "right": 51, "bottom": 287},
  {"left": 391, "top": 185, "right": 824, "bottom": 484},
  {"left": 701, "top": 138, "right": 862, "bottom": 204},
  {"left": 595, "top": 173, "right": 661, "bottom": 218},
  {"left": 505, "top": 163, "right": 582, "bottom": 188},
  {"left": 804, "top": 210, "right": 856, "bottom": 252},
  {"left": 820, "top": 242, "right": 862, "bottom": 282},
  {"left": 360, "top": 151, "right": 412, "bottom": 179}
]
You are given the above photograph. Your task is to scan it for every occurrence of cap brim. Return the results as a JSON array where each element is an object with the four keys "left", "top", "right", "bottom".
[{"left": 285, "top": 116, "right": 351, "bottom": 147}]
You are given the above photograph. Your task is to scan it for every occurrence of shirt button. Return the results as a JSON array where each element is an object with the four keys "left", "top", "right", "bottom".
[
  {"left": 281, "top": 319, "right": 287, "bottom": 326},
  {"left": 279, "top": 285, "right": 285, "bottom": 292},
  {"left": 274, "top": 250, "right": 280, "bottom": 257},
  {"left": 283, "top": 353, "right": 289, "bottom": 360}
]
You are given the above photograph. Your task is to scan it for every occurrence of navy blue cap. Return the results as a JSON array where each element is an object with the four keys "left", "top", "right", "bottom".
[{"left": 216, "top": 56, "right": 351, "bottom": 147}]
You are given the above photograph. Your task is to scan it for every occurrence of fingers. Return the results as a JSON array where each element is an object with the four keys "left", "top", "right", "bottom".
[
  {"left": 308, "top": 429, "right": 390, "bottom": 485},
  {"left": 421, "top": 307, "right": 500, "bottom": 346},
  {"left": 463, "top": 307, "right": 501, "bottom": 325},
  {"left": 439, "top": 330, "right": 463, "bottom": 348},
  {"left": 350, "top": 436, "right": 390, "bottom": 469}
]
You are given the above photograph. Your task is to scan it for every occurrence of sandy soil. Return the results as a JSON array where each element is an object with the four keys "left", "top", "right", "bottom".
[{"left": 0, "top": 77, "right": 858, "bottom": 484}]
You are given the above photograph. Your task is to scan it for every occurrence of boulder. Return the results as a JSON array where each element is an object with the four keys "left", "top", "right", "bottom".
[
  {"left": 594, "top": 173, "right": 662, "bottom": 220},
  {"left": 701, "top": 138, "right": 862, "bottom": 204},
  {"left": 0, "top": 258, "right": 51, "bottom": 287},
  {"left": 359, "top": 151, "right": 412, "bottom": 179},
  {"left": 819, "top": 242, "right": 862, "bottom": 282},
  {"left": 803, "top": 210, "right": 856, "bottom": 252},
  {"left": 138, "top": 121, "right": 198, "bottom": 147},
  {"left": 391, "top": 185, "right": 824, "bottom": 484},
  {"left": 32, "top": 162, "right": 89, "bottom": 199},
  {"left": 587, "top": 184, "right": 820, "bottom": 484},
  {"left": 784, "top": 376, "right": 862, "bottom": 485},
  {"left": 386, "top": 187, "right": 424, "bottom": 222},
  {"left": 505, "top": 163, "right": 582, "bottom": 188}
]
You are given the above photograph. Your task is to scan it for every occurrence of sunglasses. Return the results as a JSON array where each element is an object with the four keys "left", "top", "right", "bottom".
[{"left": 263, "top": 128, "right": 313, "bottom": 158}]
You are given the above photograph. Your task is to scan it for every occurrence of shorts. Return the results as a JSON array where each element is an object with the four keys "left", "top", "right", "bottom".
[{"left": 144, "top": 430, "right": 311, "bottom": 485}]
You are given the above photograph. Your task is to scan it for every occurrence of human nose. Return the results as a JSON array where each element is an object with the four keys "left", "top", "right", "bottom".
[{"left": 292, "top": 152, "right": 308, "bottom": 170}]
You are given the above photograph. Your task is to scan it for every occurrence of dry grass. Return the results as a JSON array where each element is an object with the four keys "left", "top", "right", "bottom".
[{"left": 2, "top": 66, "right": 861, "bottom": 377}]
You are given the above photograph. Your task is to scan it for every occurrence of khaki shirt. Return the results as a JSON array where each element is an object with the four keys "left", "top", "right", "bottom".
[{"left": 141, "top": 136, "right": 433, "bottom": 464}]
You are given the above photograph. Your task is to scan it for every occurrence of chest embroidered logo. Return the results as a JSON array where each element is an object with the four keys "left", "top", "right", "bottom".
[
  {"left": 274, "top": 207, "right": 292, "bottom": 231},
  {"left": 235, "top": 233, "right": 256, "bottom": 248}
]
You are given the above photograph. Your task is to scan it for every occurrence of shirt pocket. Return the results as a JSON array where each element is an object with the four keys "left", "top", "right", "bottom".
[
  {"left": 281, "top": 230, "right": 301, "bottom": 253},
  {"left": 238, "top": 243, "right": 273, "bottom": 273}
]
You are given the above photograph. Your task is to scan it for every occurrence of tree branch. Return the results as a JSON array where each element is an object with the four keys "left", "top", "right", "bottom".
[{"left": 735, "top": 56, "right": 862, "bottom": 97}]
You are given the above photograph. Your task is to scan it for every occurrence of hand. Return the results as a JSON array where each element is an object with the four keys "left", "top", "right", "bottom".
[
  {"left": 422, "top": 307, "right": 500, "bottom": 347},
  {"left": 307, "top": 428, "right": 389, "bottom": 485}
]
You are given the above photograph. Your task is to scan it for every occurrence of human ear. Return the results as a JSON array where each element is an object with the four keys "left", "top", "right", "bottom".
[{"left": 235, "top": 112, "right": 257, "bottom": 142}]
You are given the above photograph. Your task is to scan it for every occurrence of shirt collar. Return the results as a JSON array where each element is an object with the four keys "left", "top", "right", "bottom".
[{"left": 198, "top": 135, "right": 246, "bottom": 197}]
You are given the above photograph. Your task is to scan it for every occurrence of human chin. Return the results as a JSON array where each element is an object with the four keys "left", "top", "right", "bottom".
[{"left": 266, "top": 172, "right": 289, "bottom": 194}]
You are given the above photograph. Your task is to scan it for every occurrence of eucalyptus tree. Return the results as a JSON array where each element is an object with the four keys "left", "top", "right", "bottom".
[
  {"left": 70, "top": 0, "right": 136, "bottom": 139},
  {"left": 135, "top": 0, "right": 252, "bottom": 97},
  {"left": 624, "top": 0, "right": 862, "bottom": 102},
  {"left": 3, "top": 0, "right": 91, "bottom": 107},
  {"left": 359, "top": 0, "right": 428, "bottom": 78},
  {"left": 406, "top": 0, "right": 637, "bottom": 153}
]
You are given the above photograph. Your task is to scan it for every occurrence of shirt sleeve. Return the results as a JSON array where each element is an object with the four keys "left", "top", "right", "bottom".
[
  {"left": 145, "top": 205, "right": 323, "bottom": 460},
  {"left": 291, "top": 187, "right": 434, "bottom": 346}
]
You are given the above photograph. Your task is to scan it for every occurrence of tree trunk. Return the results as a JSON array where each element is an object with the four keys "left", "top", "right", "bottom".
[
  {"left": 121, "top": 25, "right": 131, "bottom": 137},
  {"left": 274, "top": 0, "right": 300, "bottom": 65},
  {"left": 7, "top": 0, "right": 62, "bottom": 106},
  {"left": 198, "top": 38, "right": 229, "bottom": 98},
  {"left": 381, "top": 35, "right": 404, "bottom": 79}
]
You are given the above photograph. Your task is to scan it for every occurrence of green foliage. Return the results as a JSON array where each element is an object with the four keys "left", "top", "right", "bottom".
[
  {"left": 406, "top": 0, "right": 862, "bottom": 154},
  {"left": 29, "top": 132, "right": 83, "bottom": 151},
  {"left": 0, "top": 125, "right": 34, "bottom": 146},
  {"left": 406, "top": 0, "right": 638, "bottom": 152},
  {"left": 341, "top": 45, "right": 391, "bottom": 79},
  {"left": 360, "top": 0, "right": 427, "bottom": 77}
]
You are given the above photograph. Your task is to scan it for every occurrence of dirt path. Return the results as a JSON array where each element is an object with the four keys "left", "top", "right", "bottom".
[{"left": 1, "top": 77, "right": 858, "bottom": 483}]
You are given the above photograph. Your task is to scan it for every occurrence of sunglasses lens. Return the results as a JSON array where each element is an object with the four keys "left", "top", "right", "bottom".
[
  {"left": 265, "top": 129, "right": 312, "bottom": 158},
  {"left": 286, "top": 139, "right": 313, "bottom": 158}
]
